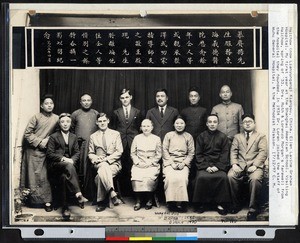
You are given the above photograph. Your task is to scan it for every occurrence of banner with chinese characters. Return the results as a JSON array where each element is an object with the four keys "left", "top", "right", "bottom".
[{"left": 27, "top": 27, "right": 262, "bottom": 69}]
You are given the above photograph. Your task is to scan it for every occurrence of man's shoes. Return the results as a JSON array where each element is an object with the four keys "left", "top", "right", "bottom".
[
  {"left": 247, "top": 211, "right": 258, "bottom": 221},
  {"left": 176, "top": 203, "right": 187, "bottom": 213},
  {"left": 216, "top": 205, "right": 228, "bottom": 215},
  {"left": 111, "top": 195, "right": 122, "bottom": 206},
  {"left": 62, "top": 207, "right": 71, "bottom": 220},
  {"left": 96, "top": 202, "right": 106, "bottom": 212},
  {"left": 44, "top": 203, "right": 53, "bottom": 212},
  {"left": 195, "top": 205, "right": 205, "bottom": 214},
  {"left": 77, "top": 195, "right": 88, "bottom": 209},
  {"left": 145, "top": 200, "right": 152, "bottom": 210},
  {"left": 133, "top": 202, "right": 141, "bottom": 211}
]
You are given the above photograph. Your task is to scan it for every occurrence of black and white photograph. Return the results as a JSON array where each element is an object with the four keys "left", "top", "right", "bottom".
[{"left": 5, "top": 3, "right": 297, "bottom": 230}]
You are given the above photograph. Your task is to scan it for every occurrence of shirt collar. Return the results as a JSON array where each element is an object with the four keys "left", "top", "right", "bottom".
[
  {"left": 222, "top": 100, "right": 232, "bottom": 105},
  {"left": 159, "top": 105, "right": 167, "bottom": 110}
]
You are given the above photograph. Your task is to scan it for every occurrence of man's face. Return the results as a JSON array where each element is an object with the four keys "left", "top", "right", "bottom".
[
  {"left": 141, "top": 119, "right": 153, "bottom": 135},
  {"left": 80, "top": 95, "right": 92, "bottom": 110},
  {"left": 119, "top": 92, "right": 132, "bottom": 107},
  {"left": 174, "top": 118, "right": 186, "bottom": 133},
  {"left": 189, "top": 91, "right": 200, "bottom": 105},
  {"left": 41, "top": 98, "right": 54, "bottom": 113},
  {"left": 219, "top": 86, "right": 232, "bottom": 102},
  {"left": 156, "top": 91, "right": 168, "bottom": 107},
  {"left": 96, "top": 116, "right": 109, "bottom": 131},
  {"left": 242, "top": 118, "right": 256, "bottom": 132},
  {"left": 59, "top": 117, "right": 72, "bottom": 133},
  {"left": 206, "top": 116, "right": 219, "bottom": 131}
]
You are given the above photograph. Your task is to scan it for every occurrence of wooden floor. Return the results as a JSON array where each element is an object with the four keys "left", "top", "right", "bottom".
[{"left": 14, "top": 197, "right": 269, "bottom": 225}]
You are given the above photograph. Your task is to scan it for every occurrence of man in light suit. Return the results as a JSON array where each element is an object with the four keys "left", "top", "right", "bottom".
[
  {"left": 146, "top": 88, "right": 179, "bottom": 141},
  {"left": 111, "top": 89, "right": 142, "bottom": 195},
  {"left": 228, "top": 114, "right": 268, "bottom": 221},
  {"left": 88, "top": 113, "right": 123, "bottom": 212},
  {"left": 47, "top": 113, "right": 88, "bottom": 219}
]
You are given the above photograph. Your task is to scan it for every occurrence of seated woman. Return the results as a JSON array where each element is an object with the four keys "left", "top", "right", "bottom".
[
  {"left": 47, "top": 113, "right": 88, "bottom": 219},
  {"left": 162, "top": 115, "right": 195, "bottom": 212},
  {"left": 130, "top": 119, "right": 162, "bottom": 210}
]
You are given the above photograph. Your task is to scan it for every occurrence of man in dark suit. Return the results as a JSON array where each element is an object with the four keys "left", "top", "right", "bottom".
[
  {"left": 146, "top": 88, "right": 179, "bottom": 141},
  {"left": 47, "top": 113, "right": 88, "bottom": 220},
  {"left": 228, "top": 114, "right": 268, "bottom": 221},
  {"left": 111, "top": 89, "right": 142, "bottom": 195}
]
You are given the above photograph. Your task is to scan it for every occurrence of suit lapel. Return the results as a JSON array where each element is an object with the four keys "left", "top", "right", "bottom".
[
  {"left": 57, "top": 132, "right": 65, "bottom": 148},
  {"left": 246, "top": 131, "right": 258, "bottom": 152},
  {"left": 153, "top": 107, "right": 163, "bottom": 124},
  {"left": 161, "top": 106, "right": 173, "bottom": 125},
  {"left": 117, "top": 108, "right": 126, "bottom": 124},
  {"left": 240, "top": 134, "right": 248, "bottom": 150},
  {"left": 68, "top": 133, "right": 75, "bottom": 153},
  {"left": 127, "top": 107, "right": 137, "bottom": 127},
  {"left": 105, "top": 129, "right": 113, "bottom": 150}
]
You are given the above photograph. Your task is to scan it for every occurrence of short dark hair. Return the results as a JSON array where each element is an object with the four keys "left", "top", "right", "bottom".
[
  {"left": 97, "top": 112, "right": 109, "bottom": 120},
  {"left": 59, "top": 113, "right": 71, "bottom": 120},
  {"left": 207, "top": 114, "right": 219, "bottom": 122},
  {"left": 188, "top": 86, "right": 200, "bottom": 95},
  {"left": 40, "top": 94, "right": 54, "bottom": 103},
  {"left": 173, "top": 115, "right": 186, "bottom": 124},
  {"left": 242, "top": 113, "right": 255, "bottom": 121},
  {"left": 119, "top": 88, "right": 131, "bottom": 97},
  {"left": 155, "top": 88, "right": 168, "bottom": 97},
  {"left": 80, "top": 93, "right": 92, "bottom": 100}
]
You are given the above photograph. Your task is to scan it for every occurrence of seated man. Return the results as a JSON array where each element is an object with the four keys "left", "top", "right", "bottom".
[
  {"left": 47, "top": 113, "right": 88, "bottom": 220},
  {"left": 228, "top": 114, "right": 268, "bottom": 221},
  {"left": 88, "top": 113, "right": 123, "bottom": 212},
  {"left": 193, "top": 114, "right": 231, "bottom": 215}
]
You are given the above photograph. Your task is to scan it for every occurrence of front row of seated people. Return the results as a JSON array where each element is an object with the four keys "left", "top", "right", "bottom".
[{"left": 41, "top": 108, "right": 267, "bottom": 221}]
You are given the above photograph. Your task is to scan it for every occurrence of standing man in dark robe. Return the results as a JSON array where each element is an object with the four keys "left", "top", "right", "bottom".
[
  {"left": 146, "top": 88, "right": 179, "bottom": 142},
  {"left": 111, "top": 88, "right": 142, "bottom": 196},
  {"left": 193, "top": 114, "right": 231, "bottom": 215},
  {"left": 71, "top": 94, "right": 99, "bottom": 192},
  {"left": 181, "top": 86, "right": 207, "bottom": 141}
]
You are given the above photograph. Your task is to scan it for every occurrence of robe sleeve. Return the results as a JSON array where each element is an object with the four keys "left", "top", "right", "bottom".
[
  {"left": 238, "top": 105, "right": 245, "bottom": 133},
  {"left": 195, "top": 134, "right": 210, "bottom": 170},
  {"left": 182, "top": 134, "right": 195, "bottom": 168},
  {"left": 130, "top": 136, "right": 140, "bottom": 165},
  {"left": 215, "top": 134, "right": 230, "bottom": 172},
  {"left": 153, "top": 137, "right": 162, "bottom": 165},
  {"left": 24, "top": 114, "right": 43, "bottom": 148},
  {"left": 162, "top": 133, "right": 173, "bottom": 167}
]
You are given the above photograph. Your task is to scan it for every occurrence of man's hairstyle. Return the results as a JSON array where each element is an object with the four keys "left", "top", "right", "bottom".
[
  {"left": 219, "top": 85, "right": 231, "bottom": 93},
  {"left": 40, "top": 94, "right": 54, "bottom": 103},
  {"left": 97, "top": 112, "right": 109, "bottom": 120},
  {"left": 119, "top": 88, "right": 131, "bottom": 97},
  {"left": 242, "top": 113, "right": 255, "bottom": 121},
  {"left": 188, "top": 86, "right": 200, "bottom": 95},
  {"left": 155, "top": 88, "right": 168, "bottom": 97},
  {"left": 207, "top": 114, "right": 219, "bottom": 122},
  {"left": 59, "top": 113, "right": 71, "bottom": 120},
  {"left": 80, "top": 93, "right": 92, "bottom": 100}
]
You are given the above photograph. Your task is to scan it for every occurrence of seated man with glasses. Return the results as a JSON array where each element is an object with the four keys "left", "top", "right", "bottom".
[
  {"left": 47, "top": 113, "right": 88, "bottom": 220},
  {"left": 227, "top": 114, "right": 268, "bottom": 221}
]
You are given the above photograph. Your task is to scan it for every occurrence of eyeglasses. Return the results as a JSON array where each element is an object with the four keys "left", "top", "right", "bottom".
[
  {"left": 59, "top": 113, "right": 71, "bottom": 119},
  {"left": 242, "top": 120, "right": 254, "bottom": 124}
]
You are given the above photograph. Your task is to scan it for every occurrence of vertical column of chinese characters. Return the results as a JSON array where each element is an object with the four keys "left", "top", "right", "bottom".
[
  {"left": 147, "top": 31, "right": 155, "bottom": 66},
  {"left": 160, "top": 31, "right": 168, "bottom": 66},
  {"left": 236, "top": 30, "right": 246, "bottom": 65},
  {"left": 212, "top": 31, "right": 221, "bottom": 65},
  {"left": 56, "top": 31, "right": 64, "bottom": 64},
  {"left": 173, "top": 31, "right": 181, "bottom": 66},
  {"left": 185, "top": 31, "right": 194, "bottom": 66},
  {"left": 223, "top": 30, "right": 233, "bottom": 65},
  {"left": 68, "top": 31, "right": 77, "bottom": 64},
  {"left": 134, "top": 31, "right": 142, "bottom": 65},
  {"left": 43, "top": 32, "right": 52, "bottom": 64},
  {"left": 108, "top": 32, "right": 116, "bottom": 65},
  {"left": 95, "top": 32, "right": 103, "bottom": 66},
  {"left": 81, "top": 32, "right": 90, "bottom": 65},
  {"left": 198, "top": 31, "right": 207, "bottom": 66},
  {"left": 122, "top": 32, "right": 131, "bottom": 65}
]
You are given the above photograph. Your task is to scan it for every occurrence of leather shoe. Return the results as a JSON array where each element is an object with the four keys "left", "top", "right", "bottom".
[
  {"left": 96, "top": 203, "right": 106, "bottom": 212},
  {"left": 145, "top": 201, "right": 152, "bottom": 210},
  {"left": 44, "top": 203, "right": 53, "bottom": 212},
  {"left": 247, "top": 211, "right": 258, "bottom": 221},
  {"left": 77, "top": 195, "right": 88, "bottom": 209},
  {"left": 176, "top": 204, "right": 187, "bottom": 213},
  {"left": 195, "top": 206, "right": 205, "bottom": 214},
  {"left": 62, "top": 207, "right": 71, "bottom": 220},
  {"left": 111, "top": 196, "right": 122, "bottom": 206},
  {"left": 133, "top": 203, "right": 141, "bottom": 211},
  {"left": 217, "top": 205, "right": 227, "bottom": 215}
]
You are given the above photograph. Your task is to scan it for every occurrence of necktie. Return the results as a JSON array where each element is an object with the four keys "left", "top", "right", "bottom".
[
  {"left": 102, "top": 131, "right": 107, "bottom": 152},
  {"left": 246, "top": 132, "right": 250, "bottom": 142},
  {"left": 160, "top": 107, "right": 164, "bottom": 118},
  {"left": 125, "top": 107, "right": 129, "bottom": 120}
]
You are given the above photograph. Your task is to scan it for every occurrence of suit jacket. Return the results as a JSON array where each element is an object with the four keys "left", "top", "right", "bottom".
[
  {"left": 230, "top": 131, "right": 268, "bottom": 169},
  {"left": 146, "top": 106, "right": 179, "bottom": 141},
  {"left": 111, "top": 106, "right": 142, "bottom": 149},
  {"left": 46, "top": 131, "right": 80, "bottom": 168},
  {"left": 88, "top": 128, "right": 123, "bottom": 166}
]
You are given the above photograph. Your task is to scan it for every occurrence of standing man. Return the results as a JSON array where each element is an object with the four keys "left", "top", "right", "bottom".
[
  {"left": 193, "top": 114, "right": 231, "bottom": 215},
  {"left": 111, "top": 88, "right": 142, "bottom": 195},
  {"left": 211, "top": 85, "right": 244, "bottom": 141},
  {"left": 71, "top": 94, "right": 99, "bottom": 190},
  {"left": 88, "top": 113, "right": 123, "bottom": 212},
  {"left": 181, "top": 87, "right": 207, "bottom": 141},
  {"left": 146, "top": 88, "right": 179, "bottom": 141},
  {"left": 228, "top": 114, "right": 268, "bottom": 221}
]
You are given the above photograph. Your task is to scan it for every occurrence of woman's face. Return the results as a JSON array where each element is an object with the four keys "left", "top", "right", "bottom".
[
  {"left": 174, "top": 118, "right": 186, "bottom": 133},
  {"left": 141, "top": 119, "right": 153, "bottom": 135}
]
